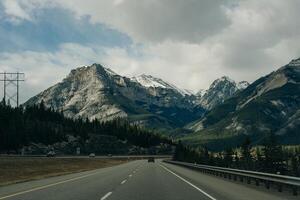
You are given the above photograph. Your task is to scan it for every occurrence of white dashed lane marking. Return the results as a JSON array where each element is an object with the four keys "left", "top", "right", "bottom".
[{"left": 100, "top": 192, "right": 112, "bottom": 200}]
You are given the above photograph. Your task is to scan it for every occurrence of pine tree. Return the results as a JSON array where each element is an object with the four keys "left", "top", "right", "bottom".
[
  {"left": 224, "top": 148, "right": 233, "bottom": 168},
  {"left": 173, "top": 140, "right": 185, "bottom": 161},
  {"left": 241, "top": 137, "right": 252, "bottom": 170},
  {"left": 262, "top": 133, "right": 284, "bottom": 174}
]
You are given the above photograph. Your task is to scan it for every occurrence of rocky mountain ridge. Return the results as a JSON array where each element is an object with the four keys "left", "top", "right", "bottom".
[
  {"left": 185, "top": 58, "right": 300, "bottom": 149},
  {"left": 196, "top": 76, "right": 249, "bottom": 110},
  {"left": 24, "top": 63, "right": 249, "bottom": 131},
  {"left": 25, "top": 64, "right": 198, "bottom": 130}
]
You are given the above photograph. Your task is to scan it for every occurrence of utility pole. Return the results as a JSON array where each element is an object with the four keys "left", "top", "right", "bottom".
[
  {"left": 3, "top": 72, "right": 6, "bottom": 101},
  {"left": 17, "top": 72, "right": 19, "bottom": 106},
  {"left": 0, "top": 72, "right": 25, "bottom": 107}
]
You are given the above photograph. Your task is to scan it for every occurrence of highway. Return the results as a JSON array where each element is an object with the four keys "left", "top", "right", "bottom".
[{"left": 0, "top": 159, "right": 297, "bottom": 200}]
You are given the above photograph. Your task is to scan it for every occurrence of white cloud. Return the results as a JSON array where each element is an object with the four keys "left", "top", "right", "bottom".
[
  {"left": 1, "top": 0, "right": 58, "bottom": 22},
  {"left": 2, "top": 0, "right": 31, "bottom": 22}
]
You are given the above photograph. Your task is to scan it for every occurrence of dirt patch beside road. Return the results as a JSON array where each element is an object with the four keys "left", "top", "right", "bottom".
[{"left": 0, "top": 157, "right": 127, "bottom": 186}]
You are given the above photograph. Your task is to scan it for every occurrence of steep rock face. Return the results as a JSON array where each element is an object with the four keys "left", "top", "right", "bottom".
[
  {"left": 25, "top": 64, "right": 205, "bottom": 130},
  {"left": 26, "top": 65, "right": 127, "bottom": 121},
  {"left": 196, "top": 76, "right": 249, "bottom": 110},
  {"left": 184, "top": 58, "right": 300, "bottom": 149}
]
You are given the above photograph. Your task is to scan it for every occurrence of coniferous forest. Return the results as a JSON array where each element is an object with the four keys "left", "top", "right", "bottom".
[
  {"left": 173, "top": 136, "right": 300, "bottom": 177},
  {"left": 0, "top": 100, "right": 172, "bottom": 154}
]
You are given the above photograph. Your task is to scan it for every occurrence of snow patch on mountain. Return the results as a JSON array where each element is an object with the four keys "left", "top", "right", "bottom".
[
  {"left": 104, "top": 67, "right": 118, "bottom": 76},
  {"left": 131, "top": 74, "right": 192, "bottom": 96},
  {"left": 131, "top": 74, "right": 168, "bottom": 88},
  {"left": 237, "top": 81, "right": 250, "bottom": 90},
  {"left": 288, "top": 58, "right": 300, "bottom": 66}
]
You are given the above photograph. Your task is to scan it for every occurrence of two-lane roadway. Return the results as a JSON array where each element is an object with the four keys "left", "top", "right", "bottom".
[{"left": 0, "top": 159, "right": 297, "bottom": 200}]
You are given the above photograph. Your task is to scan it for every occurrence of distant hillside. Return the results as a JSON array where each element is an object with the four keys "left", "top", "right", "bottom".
[{"left": 184, "top": 58, "right": 300, "bottom": 150}]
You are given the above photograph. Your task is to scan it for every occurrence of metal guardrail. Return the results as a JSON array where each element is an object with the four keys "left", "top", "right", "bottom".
[{"left": 164, "top": 160, "right": 300, "bottom": 196}]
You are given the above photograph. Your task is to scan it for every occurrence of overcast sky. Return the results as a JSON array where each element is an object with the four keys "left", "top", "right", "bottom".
[{"left": 0, "top": 0, "right": 300, "bottom": 103}]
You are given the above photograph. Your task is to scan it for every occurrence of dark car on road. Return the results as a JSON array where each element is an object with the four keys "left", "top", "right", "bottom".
[
  {"left": 148, "top": 157, "right": 155, "bottom": 162},
  {"left": 46, "top": 151, "right": 56, "bottom": 157}
]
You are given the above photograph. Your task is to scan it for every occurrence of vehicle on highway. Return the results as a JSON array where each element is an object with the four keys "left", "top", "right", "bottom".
[
  {"left": 46, "top": 151, "right": 56, "bottom": 157},
  {"left": 89, "top": 153, "right": 96, "bottom": 157},
  {"left": 148, "top": 157, "right": 155, "bottom": 162},
  {"left": 107, "top": 154, "right": 113, "bottom": 157}
]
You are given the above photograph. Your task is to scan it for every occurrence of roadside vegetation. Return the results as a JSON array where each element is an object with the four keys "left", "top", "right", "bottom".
[{"left": 174, "top": 134, "right": 300, "bottom": 177}]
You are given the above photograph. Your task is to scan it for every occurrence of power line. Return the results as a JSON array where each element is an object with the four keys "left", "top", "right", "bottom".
[{"left": 0, "top": 72, "right": 25, "bottom": 107}]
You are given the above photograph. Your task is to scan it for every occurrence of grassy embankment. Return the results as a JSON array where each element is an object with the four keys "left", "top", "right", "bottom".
[{"left": 0, "top": 157, "right": 127, "bottom": 186}]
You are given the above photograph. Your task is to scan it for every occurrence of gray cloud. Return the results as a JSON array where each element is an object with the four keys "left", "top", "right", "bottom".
[
  {"left": 55, "top": 0, "right": 231, "bottom": 43},
  {"left": 213, "top": 0, "right": 300, "bottom": 79}
]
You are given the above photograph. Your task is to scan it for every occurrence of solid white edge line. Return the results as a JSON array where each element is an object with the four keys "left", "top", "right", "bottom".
[
  {"left": 0, "top": 171, "right": 100, "bottom": 200},
  {"left": 100, "top": 191, "right": 112, "bottom": 200},
  {"left": 121, "top": 180, "right": 127, "bottom": 184},
  {"left": 159, "top": 164, "right": 217, "bottom": 200}
]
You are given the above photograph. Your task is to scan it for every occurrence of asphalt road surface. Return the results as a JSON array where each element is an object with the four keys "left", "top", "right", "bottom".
[{"left": 0, "top": 159, "right": 297, "bottom": 200}]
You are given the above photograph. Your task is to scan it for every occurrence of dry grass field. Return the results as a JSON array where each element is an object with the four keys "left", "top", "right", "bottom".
[{"left": 0, "top": 157, "right": 127, "bottom": 186}]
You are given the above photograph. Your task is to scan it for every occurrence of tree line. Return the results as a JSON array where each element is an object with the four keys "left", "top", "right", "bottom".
[
  {"left": 0, "top": 99, "right": 172, "bottom": 153},
  {"left": 174, "top": 134, "right": 300, "bottom": 177}
]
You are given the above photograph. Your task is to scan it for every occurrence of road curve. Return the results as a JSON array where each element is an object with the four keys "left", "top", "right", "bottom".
[{"left": 0, "top": 160, "right": 297, "bottom": 200}]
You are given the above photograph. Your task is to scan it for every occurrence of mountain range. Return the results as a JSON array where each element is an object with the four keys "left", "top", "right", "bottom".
[
  {"left": 25, "top": 58, "right": 300, "bottom": 149},
  {"left": 184, "top": 58, "right": 300, "bottom": 150},
  {"left": 24, "top": 64, "right": 246, "bottom": 131}
]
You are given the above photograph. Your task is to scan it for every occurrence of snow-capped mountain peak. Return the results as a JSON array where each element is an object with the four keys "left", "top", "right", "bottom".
[
  {"left": 237, "top": 81, "right": 250, "bottom": 90},
  {"left": 288, "top": 58, "right": 300, "bottom": 66},
  {"left": 210, "top": 76, "right": 235, "bottom": 88},
  {"left": 196, "top": 76, "right": 249, "bottom": 110},
  {"left": 131, "top": 74, "right": 192, "bottom": 96}
]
